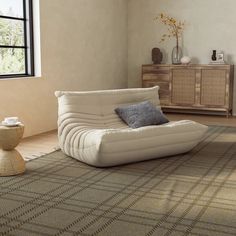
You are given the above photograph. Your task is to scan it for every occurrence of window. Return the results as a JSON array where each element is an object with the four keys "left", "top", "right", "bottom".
[{"left": 0, "top": 0, "right": 34, "bottom": 78}]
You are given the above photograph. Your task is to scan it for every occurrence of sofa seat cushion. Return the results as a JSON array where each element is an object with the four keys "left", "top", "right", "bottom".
[{"left": 60, "top": 120, "right": 208, "bottom": 167}]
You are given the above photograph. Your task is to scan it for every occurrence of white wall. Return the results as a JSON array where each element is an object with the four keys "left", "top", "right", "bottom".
[
  {"left": 0, "top": 0, "right": 128, "bottom": 137},
  {"left": 128, "top": 0, "right": 236, "bottom": 114}
]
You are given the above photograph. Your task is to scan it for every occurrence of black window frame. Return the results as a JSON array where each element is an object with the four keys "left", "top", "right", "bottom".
[{"left": 0, "top": 0, "right": 34, "bottom": 79}]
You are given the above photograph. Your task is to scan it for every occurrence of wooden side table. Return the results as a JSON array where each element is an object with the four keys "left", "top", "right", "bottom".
[{"left": 0, "top": 124, "right": 25, "bottom": 176}]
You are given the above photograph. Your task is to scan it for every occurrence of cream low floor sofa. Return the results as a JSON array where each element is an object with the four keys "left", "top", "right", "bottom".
[{"left": 55, "top": 86, "right": 208, "bottom": 167}]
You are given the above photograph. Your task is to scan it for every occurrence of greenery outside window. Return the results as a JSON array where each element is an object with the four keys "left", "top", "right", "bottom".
[{"left": 0, "top": 0, "right": 34, "bottom": 78}]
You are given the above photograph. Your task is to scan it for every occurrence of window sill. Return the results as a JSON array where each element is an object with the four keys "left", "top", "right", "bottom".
[{"left": 0, "top": 76, "right": 41, "bottom": 81}]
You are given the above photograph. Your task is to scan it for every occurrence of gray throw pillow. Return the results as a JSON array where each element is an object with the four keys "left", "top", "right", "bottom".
[{"left": 115, "top": 101, "right": 169, "bottom": 128}]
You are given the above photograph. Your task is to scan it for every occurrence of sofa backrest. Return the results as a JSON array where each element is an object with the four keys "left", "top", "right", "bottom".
[{"left": 55, "top": 86, "right": 160, "bottom": 129}]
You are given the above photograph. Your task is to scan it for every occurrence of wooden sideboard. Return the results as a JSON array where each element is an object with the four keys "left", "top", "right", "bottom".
[{"left": 142, "top": 64, "right": 234, "bottom": 116}]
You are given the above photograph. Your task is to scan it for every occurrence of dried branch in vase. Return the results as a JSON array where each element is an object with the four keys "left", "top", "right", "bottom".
[{"left": 155, "top": 13, "right": 185, "bottom": 48}]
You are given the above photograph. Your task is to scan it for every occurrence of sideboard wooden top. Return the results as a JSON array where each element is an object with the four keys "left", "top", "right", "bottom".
[{"left": 142, "top": 64, "right": 233, "bottom": 68}]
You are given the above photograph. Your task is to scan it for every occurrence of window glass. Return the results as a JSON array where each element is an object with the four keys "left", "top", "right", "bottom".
[
  {"left": 0, "top": 48, "right": 25, "bottom": 74},
  {"left": 0, "top": 0, "right": 34, "bottom": 78},
  {"left": 0, "top": 18, "right": 24, "bottom": 46},
  {"left": 0, "top": 0, "right": 24, "bottom": 18}
]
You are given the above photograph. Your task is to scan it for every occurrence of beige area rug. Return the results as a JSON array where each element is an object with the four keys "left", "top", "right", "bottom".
[{"left": 0, "top": 126, "right": 236, "bottom": 236}]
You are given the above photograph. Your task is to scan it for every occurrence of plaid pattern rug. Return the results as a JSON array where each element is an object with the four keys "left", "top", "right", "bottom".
[{"left": 0, "top": 126, "right": 236, "bottom": 236}]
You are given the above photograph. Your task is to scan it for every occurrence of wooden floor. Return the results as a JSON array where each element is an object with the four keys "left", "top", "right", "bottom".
[
  {"left": 17, "top": 114, "right": 236, "bottom": 160},
  {"left": 17, "top": 130, "right": 58, "bottom": 161},
  {"left": 166, "top": 113, "right": 236, "bottom": 127}
]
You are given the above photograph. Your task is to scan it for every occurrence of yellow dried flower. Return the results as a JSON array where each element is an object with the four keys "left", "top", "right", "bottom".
[{"left": 155, "top": 13, "right": 185, "bottom": 45}]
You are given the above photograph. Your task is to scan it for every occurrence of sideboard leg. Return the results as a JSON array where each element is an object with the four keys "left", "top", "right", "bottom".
[{"left": 226, "top": 110, "right": 230, "bottom": 118}]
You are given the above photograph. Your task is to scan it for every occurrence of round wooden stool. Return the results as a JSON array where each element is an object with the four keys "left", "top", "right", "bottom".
[{"left": 0, "top": 124, "right": 25, "bottom": 176}]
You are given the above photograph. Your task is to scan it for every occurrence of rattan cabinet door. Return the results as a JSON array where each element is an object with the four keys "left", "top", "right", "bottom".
[
  {"left": 201, "top": 69, "right": 226, "bottom": 107},
  {"left": 171, "top": 69, "right": 196, "bottom": 105}
]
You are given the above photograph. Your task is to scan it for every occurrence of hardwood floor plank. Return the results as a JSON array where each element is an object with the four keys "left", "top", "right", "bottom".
[
  {"left": 17, "top": 130, "right": 58, "bottom": 160},
  {"left": 166, "top": 113, "right": 236, "bottom": 127}
]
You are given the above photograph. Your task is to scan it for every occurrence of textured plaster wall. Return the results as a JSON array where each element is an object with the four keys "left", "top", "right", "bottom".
[
  {"left": 128, "top": 0, "right": 236, "bottom": 114},
  {"left": 0, "top": 0, "right": 128, "bottom": 137}
]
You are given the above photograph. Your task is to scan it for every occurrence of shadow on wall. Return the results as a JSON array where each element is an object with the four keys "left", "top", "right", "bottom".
[
  {"left": 160, "top": 48, "right": 168, "bottom": 63},
  {"left": 227, "top": 54, "right": 234, "bottom": 64},
  {"left": 190, "top": 57, "right": 200, "bottom": 64}
]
